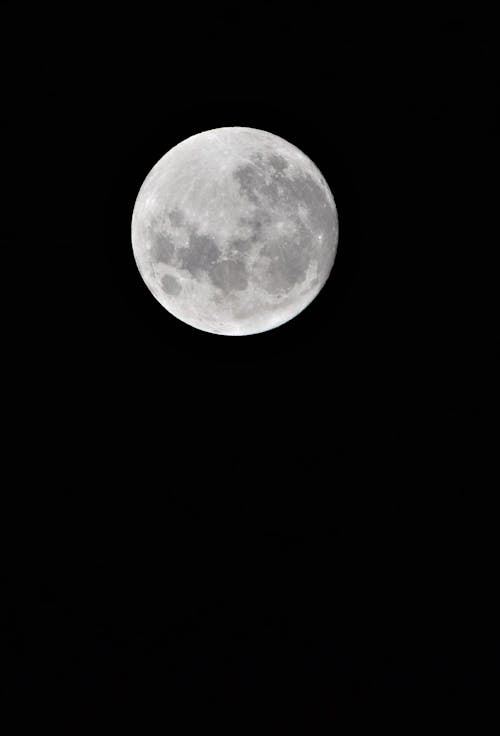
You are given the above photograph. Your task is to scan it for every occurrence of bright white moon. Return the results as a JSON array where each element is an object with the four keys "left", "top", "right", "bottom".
[{"left": 131, "top": 126, "right": 339, "bottom": 335}]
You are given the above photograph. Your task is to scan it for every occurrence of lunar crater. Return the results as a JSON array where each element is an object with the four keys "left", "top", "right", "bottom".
[{"left": 161, "top": 273, "right": 182, "bottom": 296}]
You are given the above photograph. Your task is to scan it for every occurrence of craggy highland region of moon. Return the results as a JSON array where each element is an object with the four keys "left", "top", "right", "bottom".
[{"left": 131, "top": 127, "right": 339, "bottom": 335}]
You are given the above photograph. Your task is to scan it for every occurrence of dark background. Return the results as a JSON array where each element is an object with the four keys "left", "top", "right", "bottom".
[{"left": 3, "top": 4, "right": 498, "bottom": 731}]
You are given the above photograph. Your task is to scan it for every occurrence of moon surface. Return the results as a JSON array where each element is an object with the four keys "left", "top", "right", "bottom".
[{"left": 131, "top": 127, "right": 339, "bottom": 335}]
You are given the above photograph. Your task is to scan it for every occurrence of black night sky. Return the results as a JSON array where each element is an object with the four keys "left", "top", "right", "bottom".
[{"left": 3, "top": 5, "right": 497, "bottom": 732}]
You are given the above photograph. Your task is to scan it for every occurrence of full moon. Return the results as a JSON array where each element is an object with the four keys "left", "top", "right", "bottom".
[{"left": 131, "top": 127, "right": 339, "bottom": 335}]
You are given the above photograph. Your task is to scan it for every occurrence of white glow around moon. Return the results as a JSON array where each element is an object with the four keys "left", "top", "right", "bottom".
[{"left": 131, "top": 126, "right": 339, "bottom": 336}]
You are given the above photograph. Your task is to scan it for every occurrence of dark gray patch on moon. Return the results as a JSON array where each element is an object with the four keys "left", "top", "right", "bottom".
[
  {"left": 179, "top": 231, "right": 220, "bottom": 276},
  {"left": 230, "top": 236, "right": 254, "bottom": 253},
  {"left": 161, "top": 273, "right": 181, "bottom": 296},
  {"left": 292, "top": 173, "right": 336, "bottom": 232},
  {"left": 168, "top": 208, "right": 185, "bottom": 227},
  {"left": 267, "top": 153, "right": 289, "bottom": 174},
  {"left": 300, "top": 178, "right": 337, "bottom": 276},
  {"left": 290, "top": 173, "right": 338, "bottom": 284},
  {"left": 239, "top": 209, "right": 272, "bottom": 244},
  {"left": 150, "top": 230, "right": 175, "bottom": 264},
  {"left": 261, "top": 223, "right": 313, "bottom": 294},
  {"left": 263, "top": 256, "right": 294, "bottom": 294},
  {"left": 233, "top": 163, "right": 264, "bottom": 205},
  {"left": 233, "top": 156, "right": 281, "bottom": 208},
  {"left": 210, "top": 259, "right": 248, "bottom": 293}
]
